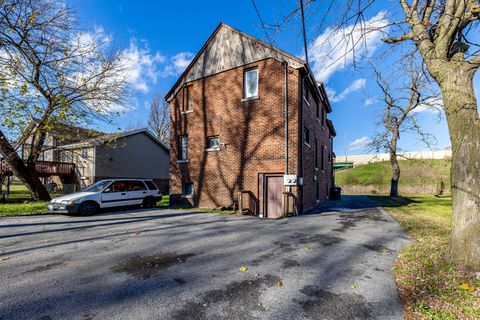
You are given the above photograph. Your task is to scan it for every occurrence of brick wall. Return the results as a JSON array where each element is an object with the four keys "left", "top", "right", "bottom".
[
  {"left": 300, "top": 77, "right": 334, "bottom": 212},
  {"left": 170, "top": 57, "right": 333, "bottom": 213}
]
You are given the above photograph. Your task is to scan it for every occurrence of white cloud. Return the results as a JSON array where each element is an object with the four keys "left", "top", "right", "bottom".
[
  {"left": 163, "top": 52, "right": 194, "bottom": 77},
  {"left": 309, "top": 11, "right": 389, "bottom": 82},
  {"left": 412, "top": 96, "right": 443, "bottom": 113},
  {"left": 348, "top": 136, "right": 371, "bottom": 151},
  {"left": 119, "top": 39, "right": 166, "bottom": 93},
  {"left": 327, "top": 78, "right": 367, "bottom": 103},
  {"left": 364, "top": 98, "right": 376, "bottom": 106},
  {"left": 74, "top": 26, "right": 112, "bottom": 56}
]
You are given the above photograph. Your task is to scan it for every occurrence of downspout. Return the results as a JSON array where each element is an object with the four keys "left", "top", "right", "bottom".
[
  {"left": 284, "top": 60, "right": 289, "bottom": 175},
  {"left": 283, "top": 60, "right": 291, "bottom": 216}
]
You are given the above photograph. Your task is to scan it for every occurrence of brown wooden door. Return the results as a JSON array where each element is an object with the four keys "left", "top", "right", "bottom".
[{"left": 266, "top": 176, "right": 283, "bottom": 219}]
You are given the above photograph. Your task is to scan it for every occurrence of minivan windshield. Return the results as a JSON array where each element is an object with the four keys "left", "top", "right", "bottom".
[{"left": 82, "top": 180, "right": 112, "bottom": 192}]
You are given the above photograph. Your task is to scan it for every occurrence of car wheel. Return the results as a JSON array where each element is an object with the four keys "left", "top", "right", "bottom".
[
  {"left": 142, "top": 197, "right": 156, "bottom": 208},
  {"left": 77, "top": 201, "right": 99, "bottom": 216}
]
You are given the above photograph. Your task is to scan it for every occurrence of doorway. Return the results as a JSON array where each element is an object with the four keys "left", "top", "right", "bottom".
[{"left": 265, "top": 175, "right": 283, "bottom": 219}]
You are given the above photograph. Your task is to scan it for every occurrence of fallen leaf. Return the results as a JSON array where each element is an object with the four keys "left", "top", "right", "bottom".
[
  {"left": 351, "top": 284, "right": 356, "bottom": 289},
  {"left": 458, "top": 283, "right": 475, "bottom": 292},
  {"left": 239, "top": 266, "right": 248, "bottom": 272},
  {"left": 275, "top": 280, "right": 283, "bottom": 288}
]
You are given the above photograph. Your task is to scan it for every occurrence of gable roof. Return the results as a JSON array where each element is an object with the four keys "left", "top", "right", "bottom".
[
  {"left": 57, "top": 128, "right": 169, "bottom": 152},
  {"left": 17, "top": 119, "right": 103, "bottom": 147},
  {"left": 165, "top": 23, "right": 307, "bottom": 102}
]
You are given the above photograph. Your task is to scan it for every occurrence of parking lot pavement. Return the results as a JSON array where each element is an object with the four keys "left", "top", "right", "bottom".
[{"left": 0, "top": 195, "right": 411, "bottom": 320}]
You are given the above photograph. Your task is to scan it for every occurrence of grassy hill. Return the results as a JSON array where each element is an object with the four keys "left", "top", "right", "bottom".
[{"left": 335, "top": 159, "right": 451, "bottom": 194}]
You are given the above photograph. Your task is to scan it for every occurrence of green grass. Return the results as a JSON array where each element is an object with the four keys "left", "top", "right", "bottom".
[
  {"left": 0, "top": 201, "right": 49, "bottom": 216},
  {"left": 370, "top": 195, "right": 480, "bottom": 319},
  {"left": 336, "top": 159, "right": 451, "bottom": 188},
  {"left": 1, "top": 191, "right": 236, "bottom": 217}
]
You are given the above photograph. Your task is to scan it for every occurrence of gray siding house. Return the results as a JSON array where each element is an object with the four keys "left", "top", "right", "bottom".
[{"left": 57, "top": 128, "right": 169, "bottom": 192}]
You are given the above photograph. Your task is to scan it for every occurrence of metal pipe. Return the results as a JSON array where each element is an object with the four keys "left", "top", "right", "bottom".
[{"left": 284, "top": 60, "right": 289, "bottom": 175}]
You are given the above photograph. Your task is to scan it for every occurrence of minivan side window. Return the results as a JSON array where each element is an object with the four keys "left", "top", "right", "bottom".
[
  {"left": 125, "top": 181, "right": 147, "bottom": 191},
  {"left": 144, "top": 181, "right": 158, "bottom": 190},
  {"left": 105, "top": 181, "right": 127, "bottom": 193}
]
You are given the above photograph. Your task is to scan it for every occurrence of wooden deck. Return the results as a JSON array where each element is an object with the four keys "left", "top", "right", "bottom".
[{"left": 0, "top": 159, "right": 75, "bottom": 177}]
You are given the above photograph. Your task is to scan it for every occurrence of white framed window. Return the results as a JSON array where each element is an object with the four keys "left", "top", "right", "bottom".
[
  {"left": 207, "top": 136, "right": 220, "bottom": 150},
  {"left": 304, "top": 127, "right": 310, "bottom": 146},
  {"left": 81, "top": 149, "right": 88, "bottom": 159},
  {"left": 244, "top": 68, "right": 258, "bottom": 99},
  {"left": 303, "top": 81, "right": 310, "bottom": 106},
  {"left": 180, "top": 135, "right": 188, "bottom": 160},
  {"left": 184, "top": 85, "right": 194, "bottom": 111}
]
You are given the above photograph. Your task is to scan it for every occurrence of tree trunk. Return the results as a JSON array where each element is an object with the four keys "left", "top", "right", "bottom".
[
  {"left": 0, "top": 130, "right": 51, "bottom": 201},
  {"left": 389, "top": 127, "right": 400, "bottom": 197},
  {"left": 390, "top": 152, "right": 400, "bottom": 198},
  {"left": 439, "top": 67, "right": 480, "bottom": 268}
]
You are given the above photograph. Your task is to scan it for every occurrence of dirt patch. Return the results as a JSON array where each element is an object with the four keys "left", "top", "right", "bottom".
[
  {"left": 25, "top": 261, "right": 64, "bottom": 273},
  {"left": 251, "top": 251, "right": 276, "bottom": 266},
  {"left": 362, "top": 244, "right": 393, "bottom": 254},
  {"left": 173, "top": 274, "right": 281, "bottom": 320},
  {"left": 334, "top": 209, "right": 389, "bottom": 232},
  {"left": 173, "top": 277, "right": 187, "bottom": 285},
  {"left": 111, "top": 252, "right": 195, "bottom": 279},
  {"left": 273, "top": 242, "right": 296, "bottom": 253},
  {"left": 296, "top": 285, "right": 374, "bottom": 320},
  {"left": 282, "top": 259, "right": 299, "bottom": 269},
  {"left": 83, "top": 312, "right": 95, "bottom": 320},
  {"left": 333, "top": 220, "right": 357, "bottom": 232},
  {"left": 339, "top": 209, "right": 389, "bottom": 223},
  {"left": 298, "top": 235, "right": 345, "bottom": 246}
]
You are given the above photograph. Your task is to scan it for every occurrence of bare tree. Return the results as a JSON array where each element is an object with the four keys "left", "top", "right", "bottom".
[
  {"left": 370, "top": 60, "right": 440, "bottom": 197},
  {"left": 276, "top": 0, "right": 480, "bottom": 267},
  {"left": 380, "top": 0, "right": 480, "bottom": 268},
  {"left": 148, "top": 94, "right": 170, "bottom": 145},
  {"left": 0, "top": 0, "right": 129, "bottom": 200}
]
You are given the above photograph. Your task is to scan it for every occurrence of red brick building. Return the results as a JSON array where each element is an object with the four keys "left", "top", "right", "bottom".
[{"left": 166, "top": 23, "right": 335, "bottom": 217}]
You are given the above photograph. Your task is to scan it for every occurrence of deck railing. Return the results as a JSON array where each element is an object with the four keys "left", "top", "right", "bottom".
[{"left": 0, "top": 159, "right": 75, "bottom": 177}]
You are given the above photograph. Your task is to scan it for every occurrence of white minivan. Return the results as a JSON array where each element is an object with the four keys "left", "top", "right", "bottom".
[{"left": 47, "top": 179, "right": 162, "bottom": 215}]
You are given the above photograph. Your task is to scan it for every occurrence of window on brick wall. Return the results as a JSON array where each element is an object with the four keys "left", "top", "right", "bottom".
[
  {"left": 179, "top": 135, "right": 188, "bottom": 160},
  {"left": 182, "top": 182, "right": 194, "bottom": 197},
  {"left": 183, "top": 85, "right": 194, "bottom": 112},
  {"left": 314, "top": 138, "right": 318, "bottom": 169},
  {"left": 304, "top": 127, "right": 310, "bottom": 146},
  {"left": 207, "top": 136, "right": 220, "bottom": 150},
  {"left": 321, "top": 144, "right": 325, "bottom": 171},
  {"left": 321, "top": 106, "right": 326, "bottom": 126},
  {"left": 244, "top": 68, "right": 258, "bottom": 99},
  {"left": 303, "top": 80, "right": 310, "bottom": 106}
]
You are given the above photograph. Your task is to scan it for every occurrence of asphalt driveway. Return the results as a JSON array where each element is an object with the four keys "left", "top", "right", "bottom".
[{"left": 0, "top": 195, "right": 410, "bottom": 320}]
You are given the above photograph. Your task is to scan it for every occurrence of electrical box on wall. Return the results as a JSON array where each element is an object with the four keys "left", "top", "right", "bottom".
[
  {"left": 284, "top": 175, "right": 304, "bottom": 186},
  {"left": 284, "top": 174, "right": 298, "bottom": 186}
]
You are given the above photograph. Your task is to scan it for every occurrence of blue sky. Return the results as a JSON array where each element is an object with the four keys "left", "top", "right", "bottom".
[{"left": 68, "top": 0, "right": 479, "bottom": 156}]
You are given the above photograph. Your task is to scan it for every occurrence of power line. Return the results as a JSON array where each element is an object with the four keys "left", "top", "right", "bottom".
[
  {"left": 299, "top": 0, "right": 309, "bottom": 65},
  {"left": 251, "top": 0, "right": 275, "bottom": 47}
]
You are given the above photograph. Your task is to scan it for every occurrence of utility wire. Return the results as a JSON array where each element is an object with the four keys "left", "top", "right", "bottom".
[
  {"left": 251, "top": 0, "right": 275, "bottom": 47},
  {"left": 299, "top": 0, "right": 309, "bottom": 65}
]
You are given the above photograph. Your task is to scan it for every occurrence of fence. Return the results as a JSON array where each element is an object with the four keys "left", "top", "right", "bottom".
[{"left": 340, "top": 184, "right": 451, "bottom": 195}]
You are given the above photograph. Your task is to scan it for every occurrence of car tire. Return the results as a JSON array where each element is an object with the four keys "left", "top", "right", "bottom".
[
  {"left": 77, "top": 201, "right": 99, "bottom": 216},
  {"left": 142, "top": 197, "right": 156, "bottom": 208}
]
